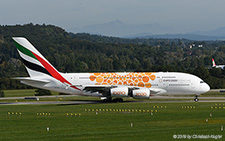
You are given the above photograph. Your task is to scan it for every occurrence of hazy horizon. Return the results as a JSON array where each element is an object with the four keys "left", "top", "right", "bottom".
[{"left": 1, "top": 0, "right": 225, "bottom": 35}]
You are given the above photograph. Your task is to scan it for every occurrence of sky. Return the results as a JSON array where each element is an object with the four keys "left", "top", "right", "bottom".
[{"left": 1, "top": 0, "right": 225, "bottom": 34}]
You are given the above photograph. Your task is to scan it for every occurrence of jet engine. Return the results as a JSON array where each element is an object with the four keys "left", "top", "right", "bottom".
[
  {"left": 132, "top": 88, "right": 150, "bottom": 99},
  {"left": 110, "top": 87, "right": 150, "bottom": 99},
  {"left": 110, "top": 87, "right": 129, "bottom": 97}
]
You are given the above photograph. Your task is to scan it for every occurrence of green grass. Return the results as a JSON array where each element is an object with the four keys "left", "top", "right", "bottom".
[
  {"left": 0, "top": 89, "right": 225, "bottom": 140},
  {"left": 4, "top": 89, "right": 36, "bottom": 97},
  {"left": 202, "top": 91, "right": 225, "bottom": 97},
  {"left": 0, "top": 102, "right": 225, "bottom": 140},
  {"left": 3, "top": 89, "right": 59, "bottom": 97}
]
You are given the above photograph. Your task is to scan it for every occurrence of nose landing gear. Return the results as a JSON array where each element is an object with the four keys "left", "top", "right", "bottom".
[{"left": 194, "top": 95, "right": 199, "bottom": 102}]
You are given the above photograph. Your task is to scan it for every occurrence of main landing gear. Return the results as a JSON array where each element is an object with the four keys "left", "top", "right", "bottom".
[
  {"left": 103, "top": 97, "right": 123, "bottom": 102},
  {"left": 112, "top": 98, "right": 123, "bottom": 102},
  {"left": 194, "top": 95, "right": 199, "bottom": 102},
  {"left": 103, "top": 97, "right": 112, "bottom": 102}
]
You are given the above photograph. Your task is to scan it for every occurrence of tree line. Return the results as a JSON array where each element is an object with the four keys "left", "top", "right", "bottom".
[{"left": 1, "top": 23, "right": 225, "bottom": 89}]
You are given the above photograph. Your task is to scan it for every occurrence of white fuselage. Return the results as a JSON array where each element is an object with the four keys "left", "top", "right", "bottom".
[
  {"left": 22, "top": 72, "right": 210, "bottom": 97},
  {"left": 215, "top": 65, "right": 225, "bottom": 69}
]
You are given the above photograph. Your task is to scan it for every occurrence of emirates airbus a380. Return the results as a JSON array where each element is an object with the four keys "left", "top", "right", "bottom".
[{"left": 12, "top": 37, "right": 210, "bottom": 102}]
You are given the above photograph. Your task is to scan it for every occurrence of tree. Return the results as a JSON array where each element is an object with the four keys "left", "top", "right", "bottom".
[
  {"left": 193, "top": 66, "right": 210, "bottom": 80},
  {"left": 209, "top": 68, "right": 223, "bottom": 78},
  {"left": 0, "top": 90, "right": 4, "bottom": 97},
  {"left": 2, "top": 24, "right": 225, "bottom": 89}
]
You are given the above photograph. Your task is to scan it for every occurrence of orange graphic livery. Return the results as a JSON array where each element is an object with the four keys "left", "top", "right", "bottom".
[{"left": 89, "top": 73, "right": 156, "bottom": 88}]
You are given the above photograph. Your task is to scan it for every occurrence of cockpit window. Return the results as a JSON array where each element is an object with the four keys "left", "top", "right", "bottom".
[{"left": 200, "top": 81, "right": 204, "bottom": 83}]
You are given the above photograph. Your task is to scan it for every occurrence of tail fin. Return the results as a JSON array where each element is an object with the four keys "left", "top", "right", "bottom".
[
  {"left": 212, "top": 58, "right": 216, "bottom": 67},
  {"left": 12, "top": 37, "right": 59, "bottom": 77},
  {"left": 13, "top": 37, "right": 81, "bottom": 91}
]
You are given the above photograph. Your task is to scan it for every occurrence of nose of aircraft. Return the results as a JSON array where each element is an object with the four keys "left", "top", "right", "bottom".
[{"left": 202, "top": 83, "right": 210, "bottom": 93}]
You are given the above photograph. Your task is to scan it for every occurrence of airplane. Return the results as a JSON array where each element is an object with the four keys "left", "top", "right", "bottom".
[
  {"left": 12, "top": 37, "right": 210, "bottom": 102},
  {"left": 212, "top": 58, "right": 225, "bottom": 69}
]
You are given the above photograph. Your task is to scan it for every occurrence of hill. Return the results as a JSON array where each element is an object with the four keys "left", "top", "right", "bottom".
[
  {"left": 69, "top": 20, "right": 225, "bottom": 41},
  {"left": 125, "top": 33, "right": 225, "bottom": 41},
  {"left": 1, "top": 23, "right": 225, "bottom": 89}
]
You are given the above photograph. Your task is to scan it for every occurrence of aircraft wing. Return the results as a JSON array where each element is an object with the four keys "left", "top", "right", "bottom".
[
  {"left": 148, "top": 88, "right": 167, "bottom": 95},
  {"left": 83, "top": 85, "right": 167, "bottom": 96},
  {"left": 83, "top": 85, "right": 112, "bottom": 94}
]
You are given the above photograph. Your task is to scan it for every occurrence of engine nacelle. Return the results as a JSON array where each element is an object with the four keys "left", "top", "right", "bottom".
[
  {"left": 132, "top": 88, "right": 150, "bottom": 99},
  {"left": 110, "top": 87, "right": 129, "bottom": 97}
]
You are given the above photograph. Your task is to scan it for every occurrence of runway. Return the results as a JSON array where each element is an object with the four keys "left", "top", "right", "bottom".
[
  {"left": 1, "top": 95, "right": 225, "bottom": 100},
  {"left": 1, "top": 99, "right": 225, "bottom": 105},
  {"left": 151, "top": 96, "right": 225, "bottom": 99},
  {"left": 1, "top": 94, "right": 225, "bottom": 105}
]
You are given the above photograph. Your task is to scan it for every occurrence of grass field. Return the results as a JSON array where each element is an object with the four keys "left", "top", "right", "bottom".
[
  {"left": 0, "top": 90, "right": 225, "bottom": 140},
  {"left": 0, "top": 102, "right": 225, "bottom": 140},
  {"left": 3, "top": 89, "right": 36, "bottom": 97},
  {"left": 3, "top": 89, "right": 59, "bottom": 97}
]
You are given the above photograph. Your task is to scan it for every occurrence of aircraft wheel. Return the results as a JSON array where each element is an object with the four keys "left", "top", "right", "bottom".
[
  {"left": 194, "top": 97, "right": 199, "bottom": 102},
  {"left": 118, "top": 98, "right": 123, "bottom": 102},
  {"left": 107, "top": 97, "right": 112, "bottom": 102},
  {"left": 112, "top": 98, "right": 123, "bottom": 102},
  {"left": 112, "top": 99, "right": 117, "bottom": 102},
  {"left": 103, "top": 97, "right": 112, "bottom": 103}
]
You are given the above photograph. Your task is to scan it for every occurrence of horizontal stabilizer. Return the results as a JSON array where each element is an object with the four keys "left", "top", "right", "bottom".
[{"left": 11, "top": 77, "right": 50, "bottom": 84}]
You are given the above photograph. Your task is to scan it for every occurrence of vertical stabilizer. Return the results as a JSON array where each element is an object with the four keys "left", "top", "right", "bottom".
[
  {"left": 212, "top": 58, "right": 216, "bottom": 67},
  {"left": 12, "top": 37, "right": 59, "bottom": 77},
  {"left": 13, "top": 37, "right": 81, "bottom": 91}
]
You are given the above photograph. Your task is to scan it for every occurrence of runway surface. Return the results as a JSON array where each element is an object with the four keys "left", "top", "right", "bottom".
[
  {"left": 1, "top": 94, "right": 225, "bottom": 105},
  {"left": 1, "top": 99, "right": 225, "bottom": 105},
  {"left": 1, "top": 95, "right": 225, "bottom": 100}
]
